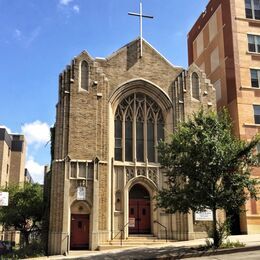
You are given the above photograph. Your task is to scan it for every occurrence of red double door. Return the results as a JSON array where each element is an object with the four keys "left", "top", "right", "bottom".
[
  {"left": 70, "top": 214, "right": 89, "bottom": 250},
  {"left": 129, "top": 198, "right": 151, "bottom": 234}
]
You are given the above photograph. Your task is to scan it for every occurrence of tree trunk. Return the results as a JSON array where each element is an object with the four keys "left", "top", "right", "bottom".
[
  {"left": 23, "top": 231, "right": 30, "bottom": 246},
  {"left": 212, "top": 207, "right": 219, "bottom": 248}
]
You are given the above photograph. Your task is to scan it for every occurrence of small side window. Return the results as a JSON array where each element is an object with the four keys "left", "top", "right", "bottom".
[
  {"left": 191, "top": 72, "right": 200, "bottom": 100},
  {"left": 80, "top": 60, "right": 89, "bottom": 91}
]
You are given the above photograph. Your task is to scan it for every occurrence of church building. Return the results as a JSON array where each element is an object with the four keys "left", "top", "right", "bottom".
[{"left": 48, "top": 38, "right": 216, "bottom": 255}]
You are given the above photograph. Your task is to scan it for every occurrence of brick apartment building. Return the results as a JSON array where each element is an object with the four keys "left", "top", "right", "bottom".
[
  {"left": 0, "top": 127, "right": 33, "bottom": 243},
  {"left": 0, "top": 128, "right": 27, "bottom": 186},
  {"left": 188, "top": 0, "right": 260, "bottom": 234}
]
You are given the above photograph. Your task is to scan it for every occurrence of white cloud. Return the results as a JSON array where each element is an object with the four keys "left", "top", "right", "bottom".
[
  {"left": 26, "top": 156, "right": 44, "bottom": 184},
  {"left": 21, "top": 120, "right": 50, "bottom": 147},
  {"left": 60, "top": 0, "right": 73, "bottom": 5},
  {"left": 25, "top": 27, "right": 41, "bottom": 47},
  {"left": 0, "top": 125, "right": 11, "bottom": 134},
  {"left": 14, "top": 29, "right": 22, "bottom": 40},
  {"left": 73, "top": 5, "right": 80, "bottom": 13}
]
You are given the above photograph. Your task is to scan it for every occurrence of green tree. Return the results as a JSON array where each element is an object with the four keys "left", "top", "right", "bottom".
[
  {"left": 157, "top": 109, "right": 260, "bottom": 247},
  {"left": 0, "top": 183, "right": 44, "bottom": 246}
]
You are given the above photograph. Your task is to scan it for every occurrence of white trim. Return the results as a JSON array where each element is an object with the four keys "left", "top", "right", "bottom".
[{"left": 142, "top": 38, "right": 182, "bottom": 68}]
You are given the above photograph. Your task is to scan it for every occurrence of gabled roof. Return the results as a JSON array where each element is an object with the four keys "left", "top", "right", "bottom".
[{"left": 105, "top": 37, "right": 181, "bottom": 69}]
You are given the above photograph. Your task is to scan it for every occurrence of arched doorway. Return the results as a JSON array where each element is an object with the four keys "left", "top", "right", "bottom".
[
  {"left": 70, "top": 201, "right": 90, "bottom": 250},
  {"left": 129, "top": 184, "right": 151, "bottom": 234}
]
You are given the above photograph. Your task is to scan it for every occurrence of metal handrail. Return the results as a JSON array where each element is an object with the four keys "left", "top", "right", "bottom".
[
  {"left": 154, "top": 220, "right": 168, "bottom": 242},
  {"left": 66, "top": 234, "right": 69, "bottom": 254},
  {"left": 112, "top": 222, "right": 129, "bottom": 247}
]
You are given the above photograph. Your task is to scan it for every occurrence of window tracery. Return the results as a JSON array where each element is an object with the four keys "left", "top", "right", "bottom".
[{"left": 114, "top": 93, "right": 164, "bottom": 162}]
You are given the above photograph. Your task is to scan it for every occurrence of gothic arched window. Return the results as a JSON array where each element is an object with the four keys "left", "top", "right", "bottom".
[
  {"left": 191, "top": 72, "right": 200, "bottom": 100},
  {"left": 80, "top": 60, "right": 89, "bottom": 91},
  {"left": 114, "top": 93, "right": 164, "bottom": 163}
]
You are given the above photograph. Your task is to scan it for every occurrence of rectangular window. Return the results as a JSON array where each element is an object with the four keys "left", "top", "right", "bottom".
[
  {"left": 248, "top": 34, "right": 260, "bottom": 53},
  {"left": 253, "top": 105, "right": 260, "bottom": 124},
  {"left": 71, "top": 162, "right": 77, "bottom": 178},
  {"left": 250, "top": 69, "right": 260, "bottom": 88},
  {"left": 78, "top": 162, "right": 87, "bottom": 178},
  {"left": 70, "top": 161, "right": 88, "bottom": 179},
  {"left": 245, "top": 0, "right": 260, "bottom": 19},
  {"left": 87, "top": 163, "right": 94, "bottom": 180},
  {"left": 246, "top": 0, "right": 253, "bottom": 18}
]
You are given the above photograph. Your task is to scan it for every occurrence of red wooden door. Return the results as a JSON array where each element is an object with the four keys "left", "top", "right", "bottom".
[
  {"left": 129, "top": 199, "right": 151, "bottom": 234},
  {"left": 70, "top": 214, "right": 89, "bottom": 249}
]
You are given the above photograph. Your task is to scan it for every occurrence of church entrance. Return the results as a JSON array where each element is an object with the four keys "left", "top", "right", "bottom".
[
  {"left": 129, "top": 184, "right": 151, "bottom": 234},
  {"left": 70, "top": 214, "right": 89, "bottom": 250}
]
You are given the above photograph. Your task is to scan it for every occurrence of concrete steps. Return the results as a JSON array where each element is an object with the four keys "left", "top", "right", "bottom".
[{"left": 98, "top": 235, "right": 171, "bottom": 251}]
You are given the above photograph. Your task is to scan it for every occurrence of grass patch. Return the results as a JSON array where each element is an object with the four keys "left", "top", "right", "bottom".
[
  {"left": 220, "top": 239, "right": 245, "bottom": 248},
  {"left": 2, "top": 241, "right": 45, "bottom": 259},
  {"left": 193, "top": 239, "right": 245, "bottom": 252}
]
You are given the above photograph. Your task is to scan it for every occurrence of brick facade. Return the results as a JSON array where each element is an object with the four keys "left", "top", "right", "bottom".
[{"left": 48, "top": 38, "right": 216, "bottom": 254}]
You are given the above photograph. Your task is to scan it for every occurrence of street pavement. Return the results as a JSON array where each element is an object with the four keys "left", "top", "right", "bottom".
[
  {"left": 30, "top": 234, "right": 260, "bottom": 260},
  {"left": 188, "top": 250, "right": 260, "bottom": 260}
]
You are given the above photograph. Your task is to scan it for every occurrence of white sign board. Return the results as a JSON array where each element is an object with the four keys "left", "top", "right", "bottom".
[
  {"left": 0, "top": 192, "right": 9, "bottom": 206},
  {"left": 195, "top": 209, "right": 213, "bottom": 221},
  {"left": 77, "top": 187, "right": 86, "bottom": 201},
  {"left": 129, "top": 218, "right": 135, "bottom": 227}
]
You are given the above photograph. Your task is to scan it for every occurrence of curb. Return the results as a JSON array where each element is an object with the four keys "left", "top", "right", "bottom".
[{"left": 170, "top": 245, "right": 260, "bottom": 259}]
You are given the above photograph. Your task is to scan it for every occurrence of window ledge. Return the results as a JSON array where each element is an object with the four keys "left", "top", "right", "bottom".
[
  {"left": 246, "top": 214, "right": 260, "bottom": 218},
  {"left": 246, "top": 51, "right": 260, "bottom": 56},
  {"left": 113, "top": 161, "right": 160, "bottom": 167},
  {"left": 240, "top": 86, "right": 260, "bottom": 90},
  {"left": 236, "top": 17, "right": 260, "bottom": 24},
  {"left": 243, "top": 123, "right": 260, "bottom": 127}
]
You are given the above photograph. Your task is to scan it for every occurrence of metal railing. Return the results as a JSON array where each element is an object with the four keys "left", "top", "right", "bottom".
[
  {"left": 112, "top": 222, "right": 129, "bottom": 247},
  {"left": 154, "top": 220, "right": 168, "bottom": 242}
]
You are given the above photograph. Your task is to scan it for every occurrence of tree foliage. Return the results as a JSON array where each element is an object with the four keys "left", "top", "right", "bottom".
[
  {"left": 157, "top": 109, "right": 260, "bottom": 247},
  {"left": 0, "top": 183, "right": 44, "bottom": 245}
]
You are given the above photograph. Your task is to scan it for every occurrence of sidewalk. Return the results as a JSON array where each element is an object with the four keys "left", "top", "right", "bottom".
[{"left": 28, "top": 234, "right": 260, "bottom": 260}]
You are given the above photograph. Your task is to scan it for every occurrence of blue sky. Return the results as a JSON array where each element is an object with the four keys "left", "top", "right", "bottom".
[{"left": 0, "top": 0, "right": 208, "bottom": 183}]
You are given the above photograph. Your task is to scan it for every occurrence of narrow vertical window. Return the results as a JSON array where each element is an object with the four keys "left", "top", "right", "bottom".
[
  {"left": 78, "top": 162, "right": 87, "bottom": 178},
  {"left": 136, "top": 120, "right": 144, "bottom": 162},
  {"left": 157, "top": 111, "right": 164, "bottom": 142},
  {"left": 114, "top": 110, "right": 122, "bottom": 161},
  {"left": 71, "top": 162, "right": 77, "bottom": 178},
  {"left": 250, "top": 69, "right": 260, "bottom": 88},
  {"left": 254, "top": 0, "right": 260, "bottom": 19},
  {"left": 247, "top": 34, "right": 256, "bottom": 52},
  {"left": 81, "top": 60, "right": 89, "bottom": 91},
  {"left": 246, "top": 0, "right": 253, "bottom": 18},
  {"left": 136, "top": 101, "right": 144, "bottom": 162},
  {"left": 253, "top": 105, "right": 260, "bottom": 124},
  {"left": 147, "top": 110, "right": 155, "bottom": 162},
  {"left": 191, "top": 72, "right": 200, "bottom": 100},
  {"left": 125, "top": 120, "right": 133, "bottom": 161}
]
